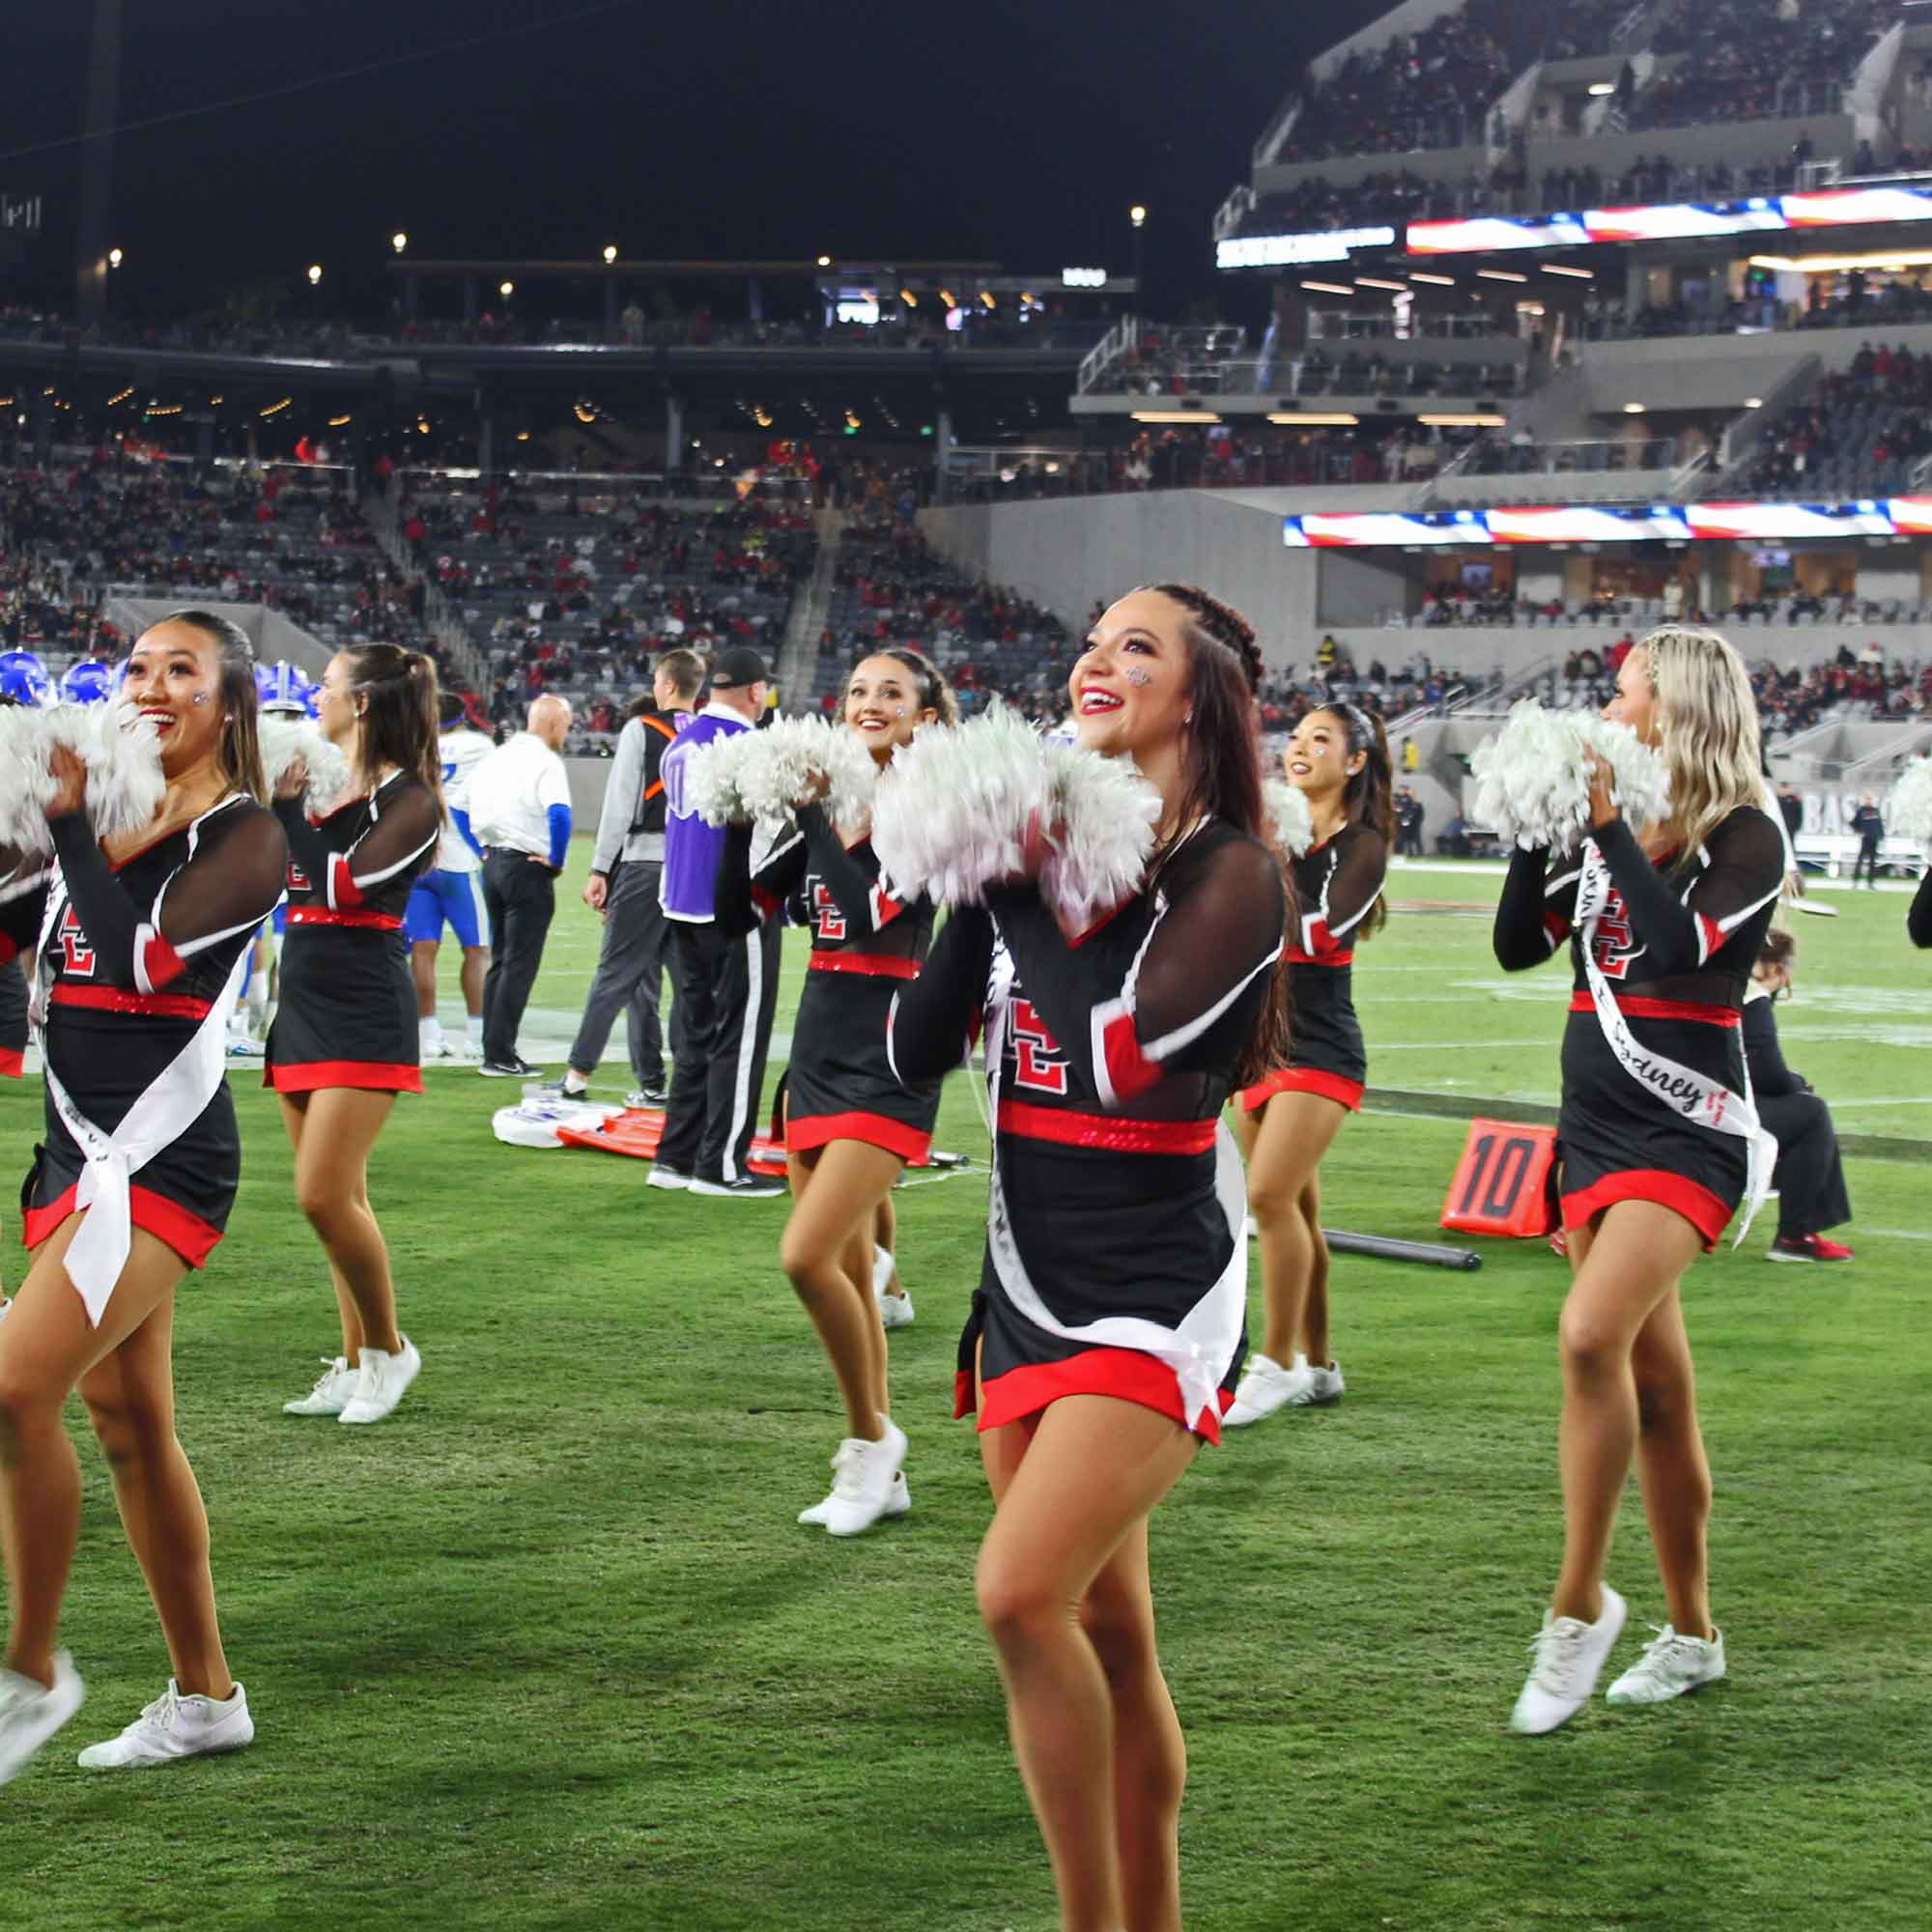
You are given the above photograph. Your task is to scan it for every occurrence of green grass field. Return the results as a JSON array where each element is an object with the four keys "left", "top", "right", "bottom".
[{"left": 2, "top": 848, "right": 1928, "bottom": 1931}]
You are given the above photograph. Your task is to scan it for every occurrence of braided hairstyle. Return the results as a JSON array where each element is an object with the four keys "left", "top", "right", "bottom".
[{"left": 1142, "top": 582, "right": 1293, "bottom": 1086}]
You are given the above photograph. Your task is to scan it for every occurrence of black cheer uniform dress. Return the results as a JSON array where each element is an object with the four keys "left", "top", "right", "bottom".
[
  {"left": 1239, "top": 820, "right": 1386, "bottom": 1114},
  {"left": 890, "top": 819, "right": 1286, "bottom": 1444},
  {"left": 716, "top": 801, "right": 943, "bottom": 1163},
  {"left": 1, "top": 799, "right": 286, "bottom": 1317},
  {"left": 266, "top": 772, "right": 440, "bottom": 1095},
  {"left": 1494, "top": 808, "right": 1784, "bottom": 1251},
  {"left": 0, "top": 951, "right": 26, "bottom": 1079}
]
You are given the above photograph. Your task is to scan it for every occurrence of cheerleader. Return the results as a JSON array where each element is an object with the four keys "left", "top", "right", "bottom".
[
  {"left": 1492, "top": 628, "right": 1784, "bottom": 1735},
  {"left": 1226, "top": 702, "right": 1392, "bottom": 1425},
  {"left": 269, "top": 645, "right": 441, "bottom": 1427},
  {"left": 715, "top": 649, "right": 957, "bottom": 1535},
  {"left": 0, "top": 611, "right": 284, "bottom": 1783},
  {"left": 889, "top": 586, "right": 1288, "bottom": 1930}
]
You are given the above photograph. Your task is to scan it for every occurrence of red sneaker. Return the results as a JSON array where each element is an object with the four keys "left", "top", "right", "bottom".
[{"left": 1768, "top": 1233, "right": 1854, "bottom": 1264}]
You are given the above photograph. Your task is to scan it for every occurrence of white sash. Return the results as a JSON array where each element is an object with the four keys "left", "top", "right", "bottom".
[
  {"left": 981, "top": 942, "right": 1246, "bottom": 1432},
  {"left": 1575, "top": 839, "right": 1776, "bottom": 1245},
  {"left": 36, "top": 862, "right": 247, "bottom": 1325}
]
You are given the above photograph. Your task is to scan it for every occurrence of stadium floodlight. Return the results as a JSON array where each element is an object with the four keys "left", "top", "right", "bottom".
[
  {"left": 306, "top": 264, "right": 323, "bottom": 285},
  {"left": 1476, "top": 269, "right": 1528, "bottom": 282},
  {"left": 1623, "top": 402, "right": 1647, "bottom": 413},
  {"left": 1587, "top": 81, "right": 1616, "bottom": 96},
  {"left": 1419, "top": 412, "right": 1508, "bottom": 427},
  {"left": 603, "top": 243, "right": 617, "bottom": 264},
  {"left": 1129, "top": 205, "right": 1147, "bottom": 228},
  {"left": 1268, "top": 412, "right": 1359, "bottom": 425},
  {"left": 391, "top": 232, "right": 408, "bottom": 254},
  {"left": 1355, "top": 277, "right": 1408, "bottom": 293},
  {"left": 1300, "top": 279, "right": 1354, "bottom": 296},
  {"left": 499, "top": 280, "right": 515, "bottom": 298},
  {"left": 816, "top": 253, "right": 832, "bottom": 267},
  {"left": 1132, "top": 410, "right": 1220, "bottom": 423},
  {"left": 1541, "top": 264, "right": 1593, "bottom": 278},
  {"left": 106, "top": 246, "right": 123, "bottom": 268},
  {"left": 1409, "top": 271, "right": 1455, "bottom": 285},
  {"left": 1745, "top": 396, "right": 1764, "bottom": 409}
]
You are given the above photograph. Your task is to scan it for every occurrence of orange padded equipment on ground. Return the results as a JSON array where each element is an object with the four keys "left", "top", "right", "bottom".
[{"left": 1439, "top": 1120, "right": 1558, "bottom": 1237}]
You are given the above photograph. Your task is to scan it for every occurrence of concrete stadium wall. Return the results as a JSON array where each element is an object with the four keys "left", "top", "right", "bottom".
[
  {"left": 564, "top": 757, "right": 617, "bottom": 829},
  {"left": 109, "top": 599, "right": 333, "bottom": 677},
  {"left": 1579, "top": 321, "right": 1932, "bottom": 416}
]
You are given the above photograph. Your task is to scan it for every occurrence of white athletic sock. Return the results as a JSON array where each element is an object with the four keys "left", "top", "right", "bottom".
[
  {"left": 244, "top": 966, "right": 270, "bottom": 1028},
  {"left": 465, "top": 1013, "right": 485, "bottom": 1048},
  {"left": 419, "top": 1015, "right": 444, "bottom": 1050}
]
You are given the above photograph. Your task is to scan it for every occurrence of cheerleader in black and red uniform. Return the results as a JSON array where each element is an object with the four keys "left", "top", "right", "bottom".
[
  {"left": 268, "top": 644, "right": 441, "bottom": 1428},
  {"left": 715, "top": 648, "right": 958, "bottom": 1536},
  {"left": 1227, "top": 702, "right": 1392, "bottom": 1427},
  {"left": 1492, "top": 628, "right": 1784, "bottom": 1736},
  {"left": 0, "top": 611, "right": 284, "bottom": 1784},
  {"left": 889, "top": 586, "right": 1288, "bottom": 1930}
]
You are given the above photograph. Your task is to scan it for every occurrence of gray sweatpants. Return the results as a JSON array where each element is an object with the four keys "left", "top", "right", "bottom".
[{"left": 568, "top": 859, "right": 672, "bottom": 1086}]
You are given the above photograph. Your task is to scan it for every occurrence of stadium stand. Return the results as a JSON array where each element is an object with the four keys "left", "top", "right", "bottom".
[
  {"left": 390, "top": 474, "right": 818, "bottom": 751},
  {"left": 1731, "top": 346, "right": 1932, "bottom": 499}
]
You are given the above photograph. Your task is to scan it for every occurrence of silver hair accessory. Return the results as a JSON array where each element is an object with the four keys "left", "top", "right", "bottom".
[{"left": 1124, "top": 668, "right": 1152, "bottom": 688}]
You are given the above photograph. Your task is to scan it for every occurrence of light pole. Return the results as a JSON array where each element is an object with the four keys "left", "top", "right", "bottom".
[
  {"left": 306, "top": 261, "right": 322, "bottom": 322},
  {"left": 1129, "top": 204, "right": 1147, "bottom": 327}
]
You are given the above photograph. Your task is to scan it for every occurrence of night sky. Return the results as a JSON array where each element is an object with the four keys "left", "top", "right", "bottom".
[{"left": 1, "top": 0, "right": 1367, "bottom": 321}]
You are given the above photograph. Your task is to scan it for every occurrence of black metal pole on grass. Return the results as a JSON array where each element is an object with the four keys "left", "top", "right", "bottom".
[{"left": 1323, "top": 1229, "right": 1483, "bottom": 1270}]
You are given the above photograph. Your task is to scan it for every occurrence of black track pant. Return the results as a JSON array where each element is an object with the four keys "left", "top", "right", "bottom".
[
  {"left": 480, "top": 850, "right": 555, "bottom": 1065},
  {"left": 1760, "top": 1089, "right": 1852, "bottom": 1239},
  {"left": 656, "top": 919, "right": 781, "bottom": 1182}
]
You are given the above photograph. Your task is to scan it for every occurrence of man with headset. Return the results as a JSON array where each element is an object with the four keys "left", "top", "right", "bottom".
[{"left": 545, "top": 648, "right": 706, "bottom": 1104}]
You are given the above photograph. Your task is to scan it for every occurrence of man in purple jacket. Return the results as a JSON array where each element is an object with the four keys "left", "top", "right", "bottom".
[{"left": 650, "top": 646, "right": 785, "bottom": 1197}]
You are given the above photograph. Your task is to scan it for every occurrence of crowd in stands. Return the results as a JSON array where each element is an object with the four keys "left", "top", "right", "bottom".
[
  {"left": 1634, "top": 0, "right": 1891, "bottom": 131},
  {"left": 389, "top": 476, "right": 817, "bottom": 753},
  {"left": 1, "top": 452, "right": 452, "bottom": 680},
  {"left": 1752, "top": 643, "right": 1932, "bottom": 732},
  {"left": 1735, "top": 344, "right": 1932, "bottom": 499}
]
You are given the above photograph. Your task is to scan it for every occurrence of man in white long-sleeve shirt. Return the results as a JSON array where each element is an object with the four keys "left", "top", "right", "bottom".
[{"left": 546, "top": 650, "right": 703, "bottom": 1102}]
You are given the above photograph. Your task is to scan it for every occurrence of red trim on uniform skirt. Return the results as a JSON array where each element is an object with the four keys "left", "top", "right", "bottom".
[
  {"left": 0, "top": 1045, "right": 22, "bottom": 1078},
  {"left": 50, "top": 983, "right": 213, "bottom": 1021},
  {"left": 1562, "top": 1169, "right": 1732, "bottom": 1253},
  {"left": 1567, "top": 991, "right": 1740, "bottom": 1026},
  {"left": 786, "top": 1110, "right": 932, "bottom": 1163},
  {"left": 996, "top": 1098, "right": 1217, "bottom": 1154},
  {"left": 0, "top": 933, "right": 18, "bottom": 966},
  {"left": 286, "top": 906, "right": 404, "bottom": 931},
  {"left": 959, "top": 1348, "right": 1233, "bottom": 1445},
  {"left": 1237, "top": 1065, "right": 1364, "bottom": 1114},
  {"left": 1286, "top": 946, "right": 1354, "bottom": 968},
  {"left": 807, "top": 949, "right": 920, "bottom": 980},
  {"left": 22, "top": 1182, "right": 223, "bottom": 1268},
  {"left": 265, "top": 1060, "right": 423, "bottom": 1095}
]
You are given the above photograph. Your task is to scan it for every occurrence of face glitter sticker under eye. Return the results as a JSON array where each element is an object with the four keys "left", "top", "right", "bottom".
[{"left": 1124, "top": 668, "right": 1152, "bottom": 687}]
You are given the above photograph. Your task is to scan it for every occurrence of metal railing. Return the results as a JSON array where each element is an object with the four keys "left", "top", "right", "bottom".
[
  {"left": 1452, "top": 435, "right": 1681, "bottom": 478},
  {"left": 1076, "top": 316, "right": 1139, "bottom": 395}
]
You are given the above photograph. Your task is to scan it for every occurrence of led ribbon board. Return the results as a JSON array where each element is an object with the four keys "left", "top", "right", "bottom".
[{"left": 1283, "top": 499, "right": 1932, "bottom": 547}]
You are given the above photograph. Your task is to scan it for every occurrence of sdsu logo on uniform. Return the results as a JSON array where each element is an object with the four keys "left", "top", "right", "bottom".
[
  {"left": 810, "top": 880, "right": 846, "bottom": 944},
  {"left": 56, "top": 903, "right": 97, "bottom": 978},
  {"left": 1009, "top": 1000, "right": 1068, "bottom": 1094},
  {"left": 1589, "top": 886, "right": 1643, "bottom": 980}
]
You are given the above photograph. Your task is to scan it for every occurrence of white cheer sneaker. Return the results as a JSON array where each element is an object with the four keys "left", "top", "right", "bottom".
[
  {"left": 0, "top": 1651, "right": 85, "bottom": 1787},
  {"left": 799, "top": 1469, "right": 911, "bottom": 1527},
  {"left": 1511, "top": 1585, "right": 1628, "bottom": 1735},
  {"left": 819, "top": 1418, "right": 909, "bottom": 1537},
  {"left": 1605, "top": 1625, "right": 1727, "bottom": 1707},
  {"left": 77, "top": 1680, "right": 254, "bottom": 1770},
  {"left": 1224, "top": 1350, "right": 1337, "bottom": 1425},
  {"left": 338, "top": 1337, "right": 422, "bottom": 1425},
  {"left": 282, "top": 1356, "right": 359, "bottom": 1416}
]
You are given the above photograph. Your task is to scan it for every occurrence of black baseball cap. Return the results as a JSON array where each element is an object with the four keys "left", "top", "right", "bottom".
[{"left": 709, "top": 645, "right": 773, "bottom": 690}]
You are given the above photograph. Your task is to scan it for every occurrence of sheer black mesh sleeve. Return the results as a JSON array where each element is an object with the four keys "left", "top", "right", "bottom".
[
  {"left": 988, "top": 831, "right": 1286, "bottom": 1108},
  {"left": 887, "top": 904, "right": 994, "bottom": 1085},
  {"left": 1492, "top": 845, "right": 1583, "bottom": 972},
  {"left": 48, "top": 806, "right": 286, "bottom": 992},
  {"left": 1594, "top": 809, "right": 1785, "bottom": 976},
  {"left": 1911, "top": 870, "right": 1932, "bottom": 951},
  {"left": 274, "top": 777, "right": 440, "bottom": 913},
  {"left": 0, "top": 854, "right": 51, "bottom": 962},
  {"left": 1298, "top": 826, "right": 1387, "bottom": 957},
  {"left": 796, "top": 805, "right": 903, "bottom": 934},
  {"left": 714, "top": 821, "right": 809, "bottom": 938}
]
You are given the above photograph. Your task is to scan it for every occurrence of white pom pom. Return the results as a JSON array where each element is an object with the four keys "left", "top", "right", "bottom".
[
  {"left": 871, "top": 702, "right": 1048, "bottom": 908},
  {"left": 1040, "top": 742, "right": 1160, "bottom": 932},
  {"left": 1263, "top": 779, "right": 1316, "bottom": 859},
  {"left": 260, "top": 718, "right": 352, "bottom": 816},
  {"left": 681, "top": 726, "right": 756, "bottom": 828},
  {"left": 1889, "top": 755, "right": 1932, "bottom": 848},
  {"left": 1470, "top": 701, "right": 1669, "bottom": 851},
  {"left": 0, "top": 705, "right": 58, "bottom": 857},
  {"left": 871, "top": 701, "right": 1157, "bottom": 927},
  {"left": 729, "top": 717, "right": 878, "bottom": 834}
]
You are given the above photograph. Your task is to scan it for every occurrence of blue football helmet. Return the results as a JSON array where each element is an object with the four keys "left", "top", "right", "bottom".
[
  {"left": 256, "top": 660, "right": 319, "bottom": 718},
  {"left": 0, "top": 650, "right": 54, "bottom": 708},
  {"left": 58, "top": 659, "right": 116, "bottom": 705}
]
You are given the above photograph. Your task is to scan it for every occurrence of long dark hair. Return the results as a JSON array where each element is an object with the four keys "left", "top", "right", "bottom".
[
  {"left": 1303, "top": 698, "right": 1395, "bottom": 939},
  {"left": 343, "top": 643, "right": 442, "bottom": 800},
  {"left": 1145, "top": 583, "right": 1293, "bottom": 1086},
  {"left": 847, "top": 644, "right": 960, "bottom": 726},
  {"left": 156, "top": 609, "right": 268, "bottom": 804}
]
